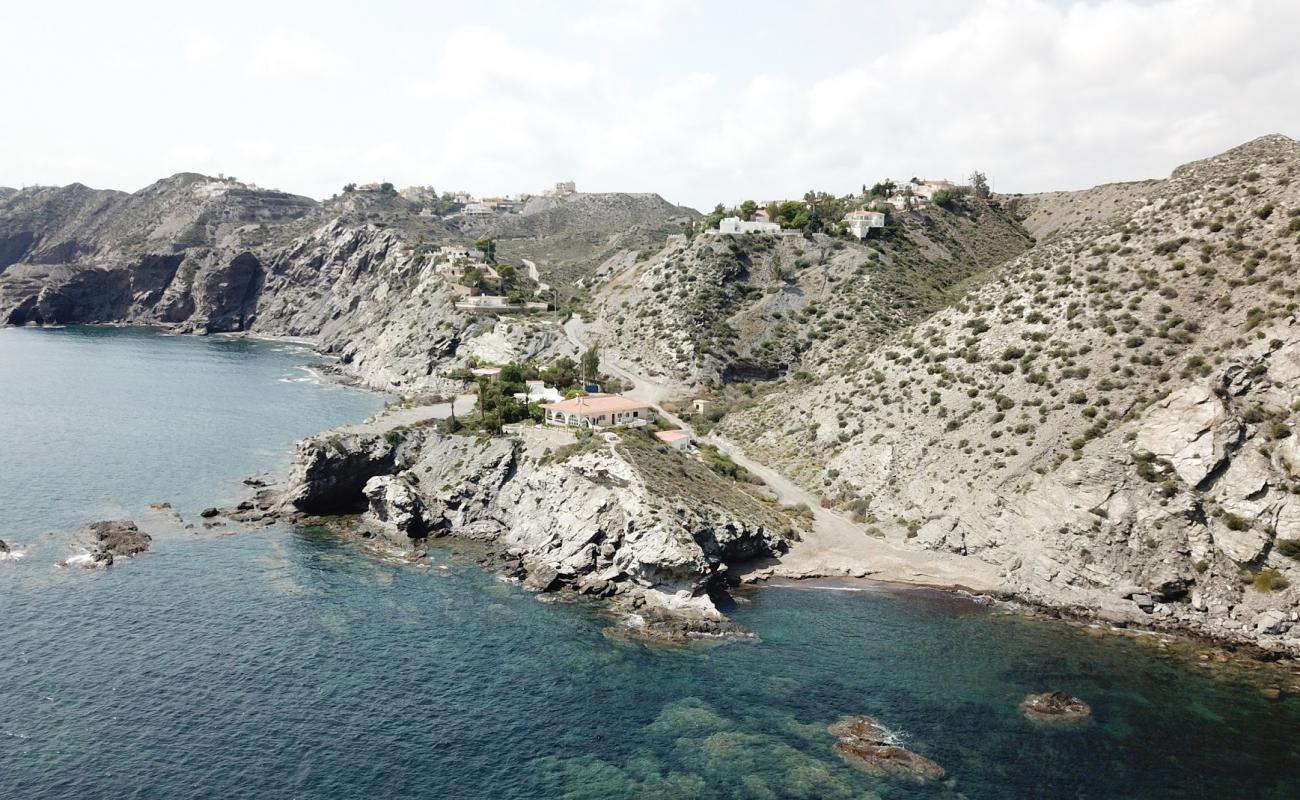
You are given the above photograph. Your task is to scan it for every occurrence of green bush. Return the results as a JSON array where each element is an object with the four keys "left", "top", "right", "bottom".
[
  {"left": 1252, "top": 568, "right": 1290, "bottom": 592},
  {"left": 1277, "top": 539, "right": 1300, "bottom": 560}
]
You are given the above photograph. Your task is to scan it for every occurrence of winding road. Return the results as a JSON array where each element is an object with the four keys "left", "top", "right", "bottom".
[{"left": 563, "top": 315, "right": 1001, "bottom": 592}]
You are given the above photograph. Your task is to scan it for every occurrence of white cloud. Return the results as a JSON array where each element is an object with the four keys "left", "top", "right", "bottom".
[
  {"left": 183, "top": 34, "right": 226, "bottom": 65},
  {"left": 407, "top": 26, "right": 594, "bottom": 101},
  {"left": 567, "top": 0, "right": 682, "bottom": 40},
  {"left": 245, "top": 31, "right": 345, "bottom": 80},
  {"left": 3, "top": 1, "right": 1297, "bottom": 208}
]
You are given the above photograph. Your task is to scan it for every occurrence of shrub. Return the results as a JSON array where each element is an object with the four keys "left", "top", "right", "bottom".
[
  {"left": 1277, "top": 539, "right": 1300, "bottom": 560},
  {"left": 1252, "top": 568, "right": 1290, "bottom": 592},
  {"left": 1222, "top": 512, "right": 1249, "bottom": 531}
]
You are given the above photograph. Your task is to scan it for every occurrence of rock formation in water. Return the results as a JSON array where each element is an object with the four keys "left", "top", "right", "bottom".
[
  {"left": 82, "top": 519, "right": 152, "bottom": 566},
  {"left": 1020, "top": 691, "right": 1092, "bottom": 722},
  {"left": 828, "top": 715, "right": 946, "bottom": 783},
  {"left": 277, "top": 424, "right": 796, "bottom": 634}
]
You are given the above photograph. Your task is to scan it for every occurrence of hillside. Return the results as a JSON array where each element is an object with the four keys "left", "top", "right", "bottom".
[
  {"left": 486, "top": 192, "right": 699, "bottom": 292},
  {"left": 0, "top": 177, "right": 691, "bottom": 390},
  {"left": 719, "top": 135, "right": 1300, "bottom": 650},
  {"left": 588, "top": 198, "right": 1033, "bottom": 385}
]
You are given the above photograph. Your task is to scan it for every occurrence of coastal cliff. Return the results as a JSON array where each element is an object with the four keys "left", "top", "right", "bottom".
[{"left": 275, "top": 423, "right": 797, "bottom": 635}]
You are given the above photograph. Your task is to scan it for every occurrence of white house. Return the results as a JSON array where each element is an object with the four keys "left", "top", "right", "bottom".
[
  {"left": 463, "top": 202, "right": 495, "bottom": 216},
  {"left": 513, "top": 380, "right": 563, "bottom": 405},
  {"left": 541, "top": 395, "right": 654, "bottom": 429},
  {"left": 718, "top": 216, "right": 781, "bottom": 235},
  {"left": 654, "top": 429, "right": 693, "bottom": 451},
  {"left": 843, "top": 210, "right": 886, "bottom": 239}
]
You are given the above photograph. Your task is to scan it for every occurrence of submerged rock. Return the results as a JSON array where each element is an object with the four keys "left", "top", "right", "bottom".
[
  {"left": 1020, "top": 691, "right": 1092, "bottom": 722},
  {"left": 828, "top": 715, "right": 946, "bottom": 783},
  {"left": 200, "top": 507, "right": 219, "bottom": 518}
]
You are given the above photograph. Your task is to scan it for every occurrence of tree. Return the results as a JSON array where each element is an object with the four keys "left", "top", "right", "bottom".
[
  {"left": 581, "top": 346, "right": 600, "bottom": 385},
  {"left": 702, "top": 203, "right": 728, "bottom": 231},
  {"left": 497, "top": 262, "right": 518, "bottom": 294},
  {"left": 869, "top": 180, "right": 894, "bottom": 198},
  {"left": 342, "top": 183, "right": 357, "bottom": 193},
  {"left": 969, "top": 171, "right": 991, "bottom": 200},
  {"left": 739, "top": 200, "right": 758, "bottom": 221},
  {"left": 379, "top": 182, "right": 395, "bottom": 194},
  {"left": 475, "top": 235, "right": 497, "bottom": 264}
]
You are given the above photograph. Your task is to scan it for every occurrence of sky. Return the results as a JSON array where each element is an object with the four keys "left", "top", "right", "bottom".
[{"left": 1, "top": 0, "right": 1297, "bottom": 210}]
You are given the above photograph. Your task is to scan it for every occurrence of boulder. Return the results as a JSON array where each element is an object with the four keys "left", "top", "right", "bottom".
[
  {"left": 828, "top": 715, "right": 945, "bottom": 784},
  {"left": 1020, "top": 691, "right": 1092, "bottom": 722},
  {"left": 363, "top": 475, "right": 428, "bottom": 542},
  {"left": 522, "top": 556, "right": 561, "bottom": 592},
  {"left": 1255, "top": 610, "right": 1293, "bottom": 636},
  {"left": 1212, "top": 519, "right": 1271, "bottom": 564},
  {"left": 0, "top": 539, "right": 8, "bottom": 554}
]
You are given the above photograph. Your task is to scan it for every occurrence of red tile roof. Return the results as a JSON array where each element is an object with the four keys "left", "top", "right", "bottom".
[{"left": 541, "top": 394, "right": 652, "bottom": 415}]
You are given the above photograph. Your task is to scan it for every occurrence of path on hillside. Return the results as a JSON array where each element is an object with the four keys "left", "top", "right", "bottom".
[
  {"left": 338, "top": 394, "right": 477, "bottom": 435},
  {"left": 565, "top": 315, "right": 1001, "bottom": 592}
]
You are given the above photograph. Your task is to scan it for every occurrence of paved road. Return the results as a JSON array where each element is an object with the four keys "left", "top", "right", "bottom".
[{"left": 564, "top": 315, "right": 1000, "bottom": 591}]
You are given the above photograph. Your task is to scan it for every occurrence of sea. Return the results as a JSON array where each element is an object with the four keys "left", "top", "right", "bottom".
[{"left": 2, "top": 326, "right": 1298, "bottom": 799}]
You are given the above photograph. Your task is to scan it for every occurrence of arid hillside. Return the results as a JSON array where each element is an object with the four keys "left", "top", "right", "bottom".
[{"left": 717, "top": 135, "right": 1300, "bottom": 648}]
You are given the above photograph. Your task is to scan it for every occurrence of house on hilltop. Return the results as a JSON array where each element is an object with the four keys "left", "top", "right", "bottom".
[
  {"left": 717, "top": 216, "right": 781, "bottom": 235},
  {"left": 545, "top": 181, "right": 577, "bottom": 198}
]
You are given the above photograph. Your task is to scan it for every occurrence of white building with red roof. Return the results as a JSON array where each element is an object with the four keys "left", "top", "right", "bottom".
[{"left": 541, "top": 394, "right": 654, "bottom": 429}]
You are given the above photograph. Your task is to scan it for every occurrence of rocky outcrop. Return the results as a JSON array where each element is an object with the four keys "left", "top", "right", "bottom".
[
  {"left": 1020, "top": 692, "right": 1092, "bottom": 722},
  {"left": 285, "top": 431, "right": 400, "bottom": 514},
  {"left": 828, "top": 716, "right": 946, "bottom": 784},
  {"left": 285, "top": 424, "right": 794, "bottom": 627},
  {"left": 81, "top": 520, "right": 151, "bottom": 566},
  {"left": 363, "top": 475, "right": 428, "bottom": 540},
  {"left": 0, "top": 175, "right": 688, "bottom": 394}
]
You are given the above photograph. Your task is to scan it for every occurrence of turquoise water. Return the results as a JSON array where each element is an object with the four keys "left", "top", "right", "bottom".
[{"left": 3, "top": 327, "right": 1300, "bottom": 799}]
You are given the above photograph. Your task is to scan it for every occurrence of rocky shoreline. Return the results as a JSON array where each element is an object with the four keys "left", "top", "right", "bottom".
[{"left": 203, "top": 415, "right": 799, "bottom": 642}]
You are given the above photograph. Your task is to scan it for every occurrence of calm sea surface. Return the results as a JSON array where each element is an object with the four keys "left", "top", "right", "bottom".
[{"left": 2, "top": 326, "right": 1298, "bottom": 800}]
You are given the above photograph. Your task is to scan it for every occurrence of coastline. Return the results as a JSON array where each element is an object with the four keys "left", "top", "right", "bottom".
[{"left": 11, "top": 321, "right": 1296, "bottom": 664}]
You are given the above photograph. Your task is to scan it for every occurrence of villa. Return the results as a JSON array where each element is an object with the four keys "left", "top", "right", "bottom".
[
  {"left": 843, "top": 209, "right": 886, "bottom": 239},
  {"left": 717, "top": 216, "right": 781, "bottom": 235},
  {"left": 541, "top": 394, "right": 654, "bottom": 429}
]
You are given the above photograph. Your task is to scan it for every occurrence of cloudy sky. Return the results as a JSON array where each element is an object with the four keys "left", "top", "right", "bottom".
[{"left": 2, "top": 0, "right": 1297, "bottom": 209}]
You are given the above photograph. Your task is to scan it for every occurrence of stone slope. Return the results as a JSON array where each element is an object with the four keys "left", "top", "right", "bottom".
[
  {"left": 589, "top": 199, "right": 1032, "bottom": 385},
  {"left": 722, "top": 134, "right": 1300, "bottom": 652},
  {"left": 0, "top": 176, "right": 688, "bottom": 391}
]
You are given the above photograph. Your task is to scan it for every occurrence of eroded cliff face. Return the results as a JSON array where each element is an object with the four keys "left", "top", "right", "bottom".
[
  {"left": 0, "top": 175, "right": 689, "bottom": 392},
  {"left": 283, "top": 427, "right": 794, "bottom": 627}
]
